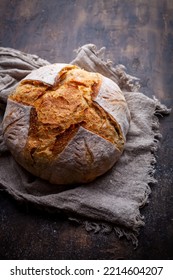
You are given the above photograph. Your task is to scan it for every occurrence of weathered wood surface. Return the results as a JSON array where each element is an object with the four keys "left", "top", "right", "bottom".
[{"left": 0, "top": 0, "right": 173, "bottom": 259}]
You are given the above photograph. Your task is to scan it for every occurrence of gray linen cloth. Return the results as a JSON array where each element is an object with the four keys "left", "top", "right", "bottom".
[{"left": 0, "top": 44, "right": 170, "bottom": 245}]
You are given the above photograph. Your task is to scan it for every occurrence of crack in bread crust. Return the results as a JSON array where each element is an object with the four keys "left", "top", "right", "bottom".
[{"left": 10, "top": 67, "right": 124, "bottom": 166}]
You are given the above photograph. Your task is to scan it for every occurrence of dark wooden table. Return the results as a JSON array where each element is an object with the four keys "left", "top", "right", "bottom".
[{"left": 0, "top": 0, "right": 173, "bottom": 260}]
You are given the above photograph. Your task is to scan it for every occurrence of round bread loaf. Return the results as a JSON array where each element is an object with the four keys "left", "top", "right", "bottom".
[{"left": 2, "top": 63, "right": 130, "bottom": 184}]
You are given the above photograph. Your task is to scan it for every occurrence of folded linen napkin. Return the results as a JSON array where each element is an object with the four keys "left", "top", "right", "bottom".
[{"left": 0, "top": 44, "right": 170, "bottom": 246}]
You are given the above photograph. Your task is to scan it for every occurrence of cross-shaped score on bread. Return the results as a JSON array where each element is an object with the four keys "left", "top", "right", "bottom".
[{"left": 2, "top": 64, "right": 130, "bottom": 184}]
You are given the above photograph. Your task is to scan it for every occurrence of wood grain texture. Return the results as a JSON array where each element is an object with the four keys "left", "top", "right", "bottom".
[{"left": 0, "top": 0, "right": 173, "bottom": 259}]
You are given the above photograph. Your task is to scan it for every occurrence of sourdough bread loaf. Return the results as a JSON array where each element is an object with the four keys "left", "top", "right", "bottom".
[{"left": 2, "top": 63, "right": 130, "bottom": 184}]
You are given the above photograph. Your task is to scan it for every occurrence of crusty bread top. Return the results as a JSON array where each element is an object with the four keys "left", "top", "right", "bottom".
[
  {"left": 22, "top": 63, "right": 73, "bottom": 85},
  {"left": 9, "top": 64, "right": 126, "bottom": 166}
]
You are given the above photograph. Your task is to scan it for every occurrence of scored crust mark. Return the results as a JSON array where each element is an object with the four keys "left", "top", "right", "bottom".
[
  {"left": 2, "top": 100, "right": 32, "bottom": 169},
  {"left": 10, "top": 81, "right": 49, "bottom": 106},
  {"left": 94, "top": 76, "right": 131, "bottom": 138},
  {"left": 9, "top": 66, "right": 125, "bottom": 169},
  {"left": 83, "top": 101, "right": 124, "bottom": 150},
  {"left": 49, "top": 126, "right": 122, "bottom": 184},
  {"left": 22, "top": 63, "right": 78, "bottom": 86}
]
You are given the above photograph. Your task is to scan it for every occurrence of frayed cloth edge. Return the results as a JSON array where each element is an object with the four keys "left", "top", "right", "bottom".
[
  {"left": 69, "top": 217, "right": 140, "bottom": 248},
  {"left": 73, "top": 43, "right": 141, "bottom": 92}
]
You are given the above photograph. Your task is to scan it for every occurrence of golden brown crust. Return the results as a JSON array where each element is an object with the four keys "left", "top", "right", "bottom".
[
  {"left": 3, "top": 64, "right": 131, "bottom": 184},
  {"left": 10, "top": 67, "right": 125, "bottom": 168}
]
